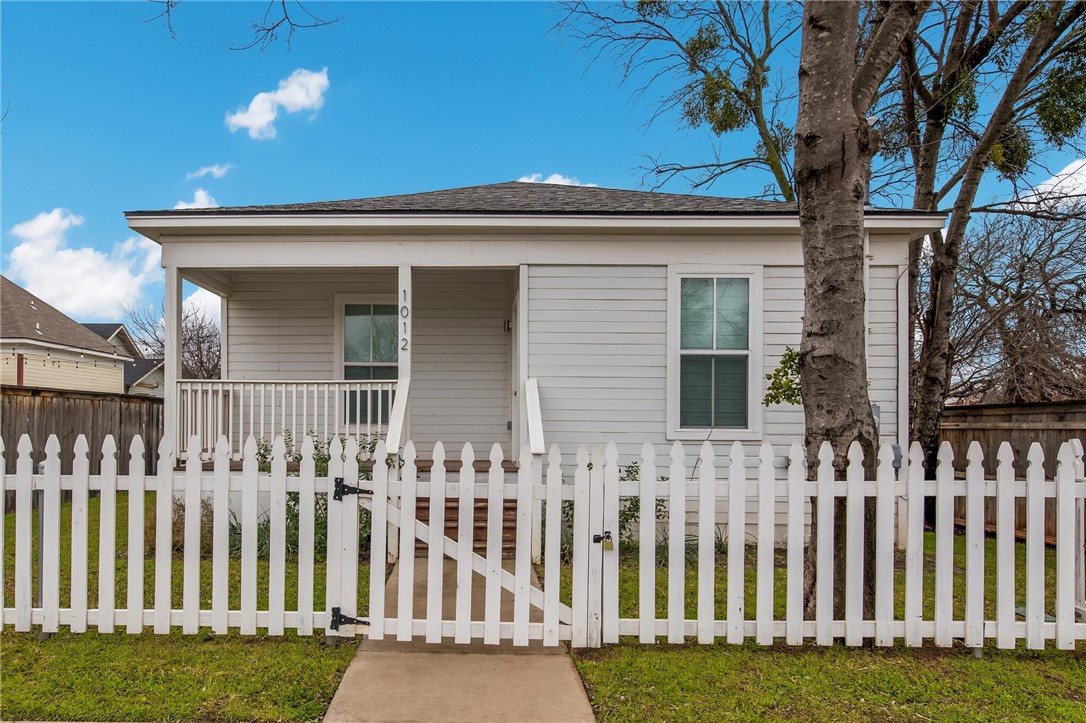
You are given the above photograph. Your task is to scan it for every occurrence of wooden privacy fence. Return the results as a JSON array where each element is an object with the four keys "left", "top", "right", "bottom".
[
  {"left": 1, "top": 387, "right": 162, "bottom": 475},
  {"left": 3, "top": 433, "right": 1086, "bottom": 650},
  {"left": 941, "top": 402, "right": 1086, "bottom": 544}
]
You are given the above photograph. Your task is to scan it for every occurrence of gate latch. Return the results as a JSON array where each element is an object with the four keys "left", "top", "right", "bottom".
[
  {"left": 592, "top": 530, "right": 614, "bottom": 551},
  {"left": 333, "top": 477, "right": 373, "bottom": 501},
  {"left": 330, "top": 606, "right": 370, "bottom": 630}
]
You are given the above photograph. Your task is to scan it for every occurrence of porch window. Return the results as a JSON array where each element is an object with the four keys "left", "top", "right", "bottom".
[
  {"left": 343, "top": 304, "right": 397, "bottom": 423},
  {"left": 667, "top": 266, "right": 763, "bottom": 440}
]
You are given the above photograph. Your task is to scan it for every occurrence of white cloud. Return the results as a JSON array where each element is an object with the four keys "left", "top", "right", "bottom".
[
  {"left": 186, "top": 163, "right": 234, "bottom": 181},
  {"left": 1032, "top": 158, "right": 1086, "bottom": 199},
  {"left": 8, "top": 208, "right": 162, "bottom": 321},
  {"left": 174, "top": 188, "right": 218, "bottom": 209},
  {"left": 184, "top": 287, "right": 221, "bottom": 326},
  {"left": 517, "top": 172, "right": 598, "bottom": 187},
  {"left": 226, "top": 67, "right": 330, "bottom": 140}
]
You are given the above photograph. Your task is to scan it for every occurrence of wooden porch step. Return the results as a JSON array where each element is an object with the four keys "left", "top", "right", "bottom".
[
  {"left": 202, "top": 458, "right": 519, "bottom": 473},
  {"left": 414, "top": 498, "right": 520, "bottom": 558},
  {"left": 413, "top": 459, "right": 520, "bottom": 473}
]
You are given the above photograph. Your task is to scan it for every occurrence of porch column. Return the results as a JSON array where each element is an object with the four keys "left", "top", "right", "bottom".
[
  {"left": 388, "top": 265, "right": 411, "bottom": 563},
  {"left": 163, "top": 266, "right": 183, "bottom": 460}
]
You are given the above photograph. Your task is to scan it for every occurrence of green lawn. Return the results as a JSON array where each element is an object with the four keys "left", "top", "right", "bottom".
[
  {"left": 2, "top": 494, "right": 373, "bottom": 722},
  {"left": 574, "top": 641, "right": 1086, "bottom": 721},
  {"left": 567, "top": 533, "right": 1086, "bottom": 722}
]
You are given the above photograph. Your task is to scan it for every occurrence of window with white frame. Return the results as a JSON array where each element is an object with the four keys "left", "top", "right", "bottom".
[
  {"left": 343, "top": 303, "right": 397, "bottom": 381},
  {"left": 668, "top": 267, "right": 762, "bottom": 439},
  {"left": 337, "top": 301, "right": 397, "bottom": 424}
]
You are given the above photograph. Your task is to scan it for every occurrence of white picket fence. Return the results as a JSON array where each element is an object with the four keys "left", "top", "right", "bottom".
[{"left": 3, "top": 433, "right": 1085, "bottom": 649}]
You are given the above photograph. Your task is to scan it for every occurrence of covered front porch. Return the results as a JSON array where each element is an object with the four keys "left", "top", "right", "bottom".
[{"left": 165, "top": 265, "right": 531, "bottom": 461}]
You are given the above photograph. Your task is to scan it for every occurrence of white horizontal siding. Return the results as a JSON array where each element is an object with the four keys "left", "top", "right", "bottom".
[
  {"left": 528, "top": 265, "right": 668, "bottom": 460},
  {"left": 226, "top": 270, "right": 396, "bottom": 380}
]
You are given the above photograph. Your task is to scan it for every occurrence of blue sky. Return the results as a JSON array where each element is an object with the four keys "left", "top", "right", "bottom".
[{"left": 2, "top": 1, "right": 1082, "bottom": 322}]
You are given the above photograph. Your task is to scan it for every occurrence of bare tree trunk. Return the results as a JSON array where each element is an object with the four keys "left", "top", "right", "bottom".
[
  {"left": 795, "top": 0, "right": 925, "bottom": 622},
  {"left": 908, "top": 5, "right": 1065, "bottom": 460}
]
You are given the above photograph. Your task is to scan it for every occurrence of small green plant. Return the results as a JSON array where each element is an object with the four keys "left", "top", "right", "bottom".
[
  {"left": 554, "top": 461, "right": 669, "bottom": 562},
  {"left": 763, "top": 346, "right": 801, "bottom": 406},
  {"left": 255, "top": 429, "right": 379, "bottom": 477}
]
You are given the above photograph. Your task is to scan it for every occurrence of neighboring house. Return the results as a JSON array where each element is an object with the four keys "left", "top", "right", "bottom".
[
  {"left": 124, "top": 358, "right": 166, "bottom": 398},
  {"left": 0, "top": 276, "right": 132, "bottom": 394},
  {"left": 83, "top": 323, "right": 165, "bottom": 398},
  {"left": 125, "top": 182, "right": 945, "bottom": 464}
]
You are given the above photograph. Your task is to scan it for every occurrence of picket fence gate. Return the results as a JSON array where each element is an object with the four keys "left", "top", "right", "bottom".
[{"left": 2, "top": 433, "right": 1085, "bottom": 649}]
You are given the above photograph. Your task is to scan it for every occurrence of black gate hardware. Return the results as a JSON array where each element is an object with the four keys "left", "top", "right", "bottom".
[
  {"left": 592, "top": 531, "right": 613, "bottom": 544},
  {"left": 333, "top": 476, "right": 373, "bottom": 501},
  {"left": 330, "top": 606, "right": 370, "bottom": 630}
]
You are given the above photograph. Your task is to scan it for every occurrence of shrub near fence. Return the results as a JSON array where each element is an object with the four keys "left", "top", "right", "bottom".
[{"left": 3, "top": 432, "right": 1086, "bottom": 650}]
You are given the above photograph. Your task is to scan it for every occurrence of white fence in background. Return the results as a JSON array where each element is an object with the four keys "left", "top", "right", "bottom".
[
  {"left": 2, "top": 433, "right": 1085, "bottom": 649},
  {"left": 176, "top": 380, "right": 397, "bottom": 460}
]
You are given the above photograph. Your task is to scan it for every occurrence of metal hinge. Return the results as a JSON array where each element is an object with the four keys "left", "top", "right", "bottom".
[
  {"left": 333, "top": 477, "right": 373, "bottom": 501},
  {"left": 330, "top": 606, "right": 369, "bottom": 630}
]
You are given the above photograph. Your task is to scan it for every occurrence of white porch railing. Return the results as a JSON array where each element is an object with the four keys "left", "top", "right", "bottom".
[{"left": 176, "top": 380, "right": 397, "bottom": 459}]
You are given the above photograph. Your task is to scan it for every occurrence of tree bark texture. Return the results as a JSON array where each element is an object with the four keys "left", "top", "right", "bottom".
[{"left": 795, "top": 0, "right": 926, "bottom": 621}]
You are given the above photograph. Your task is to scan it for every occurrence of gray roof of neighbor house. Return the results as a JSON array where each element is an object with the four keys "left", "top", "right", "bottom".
[
  {"left": 83, "top": 323, "right": 124, "bottom": 339},
  {"left": 125, "top": 358, "right": 163, "bottom": 387},
  {"left": 0, "top": 276, "right": 123, "bottom": 357},
  {"left": 83, "top": 322, "right": 143, "bottom": 359},
  {"left": 126, "top": 181, "right": 942, "bottom": 218}
]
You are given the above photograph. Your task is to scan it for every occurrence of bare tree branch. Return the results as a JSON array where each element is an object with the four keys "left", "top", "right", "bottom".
[
  {"left": 230, "top": 0, "right": 342, "bottom": 52},
  {"left": 124, "top": 300, "right": 221, "bottom": 380}
]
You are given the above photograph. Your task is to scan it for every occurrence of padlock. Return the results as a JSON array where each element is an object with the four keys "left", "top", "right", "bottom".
[{"left": 602, "top": 530, "right": 614, "bottom": 551}]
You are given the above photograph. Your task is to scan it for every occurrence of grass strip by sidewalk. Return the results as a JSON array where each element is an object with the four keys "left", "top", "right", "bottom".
[
  {"left": 574, "top": 640, "right": 1086, "bottom": 721},
  {"left": 566, "top": 532, "right": 1085, "bottom": 722}
]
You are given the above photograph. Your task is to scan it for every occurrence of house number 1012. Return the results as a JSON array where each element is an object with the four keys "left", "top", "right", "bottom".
[{"left": 400, "top": 290, "right": 410, "bottom": 351}]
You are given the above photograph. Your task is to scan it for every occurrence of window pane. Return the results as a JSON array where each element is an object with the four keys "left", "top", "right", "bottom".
[
  {"left": 372, "top": 305, "right": 398, "bottom": 362},
  {"left": 715, "top": 278, "right": 749, "bottom": 350},
  {"left": 370, "top": 365, "right": 397, "bottom": 380},
  {"left": 344, "top": 365, "right": 373, "bottom": 380},
  {"left": 344, "top": 304, "right": 372, "bottom": 362},
  {"left": 680, "top": 278, "right": 713, "bottom": 350},
  {"left": 679, "top": 355, "right": 712, "bottom": 427},
  {"left": 713, "top": 356, "right": 748, "bottom": 428}
]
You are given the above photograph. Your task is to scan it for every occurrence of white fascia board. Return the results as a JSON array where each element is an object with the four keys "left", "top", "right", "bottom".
[
  {"left": 128, "top": 211, "right": 946, "bottom": 239},
  {"left": 0, "top": 338, "right": 133, "bottom": 362}
]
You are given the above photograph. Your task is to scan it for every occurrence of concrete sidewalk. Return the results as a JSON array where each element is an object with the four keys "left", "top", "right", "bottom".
[{"left": 323, "top": 558, "right": 595, "bottom": 722}]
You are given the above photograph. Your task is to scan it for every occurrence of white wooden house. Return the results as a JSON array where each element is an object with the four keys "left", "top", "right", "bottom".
[{"left": 126, "top": 182, "right": 944, "bottom": 468}]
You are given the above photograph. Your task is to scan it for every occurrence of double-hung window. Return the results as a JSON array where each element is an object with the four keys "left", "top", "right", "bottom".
[
  {"left": 667, "top": 266, "right": 762, "bottom": 440},
  {"left": 337, "top": 300, "right": 397, "bottom": 424}
]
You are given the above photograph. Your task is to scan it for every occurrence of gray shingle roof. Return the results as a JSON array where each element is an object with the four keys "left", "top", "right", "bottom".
[
  {"left": 125, "top": 358, "right": 163, "bottom": 387},
  {"left": 129, "top": 181, "right": 811, "bottom": 216},
  {"left": 83, "top": 323, "right": 124, "bottom": 340},
  {"left": 0, "top": 276, "right": 121, "bottom": 356}
]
